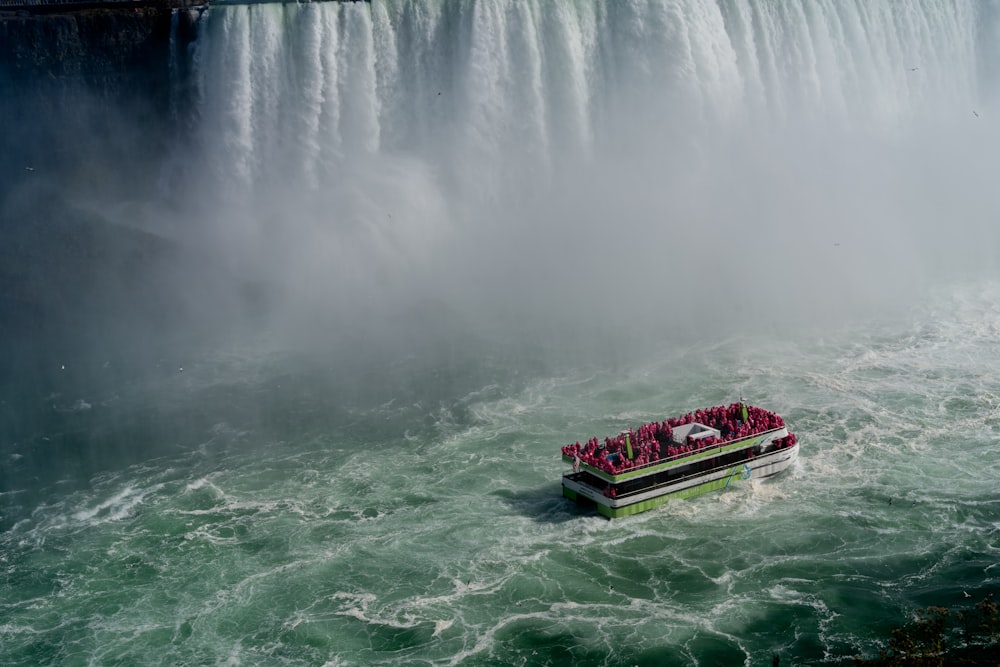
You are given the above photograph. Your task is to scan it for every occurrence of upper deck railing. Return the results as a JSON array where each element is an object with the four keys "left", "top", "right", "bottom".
[{"left": 564, "top": 426, "right": 789, "bottom": 483}]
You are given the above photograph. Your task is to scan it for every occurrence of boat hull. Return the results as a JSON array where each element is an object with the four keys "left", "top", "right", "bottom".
[{"left": 563, "top": 441, "right": 798, "bottom": 519}]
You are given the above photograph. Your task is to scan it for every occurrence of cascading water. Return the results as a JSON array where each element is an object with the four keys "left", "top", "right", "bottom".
[
  {"left": 182, "top": 0, "right": 999, "bottom": 336},
  {"left": 193, "top": 0, "right": 988, "bottom": 178},
  {"left": 3, "top": 2, "right": 1000, "bottom": 665}
]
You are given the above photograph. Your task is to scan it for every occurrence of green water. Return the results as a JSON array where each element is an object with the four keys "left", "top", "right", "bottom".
[{"left": 3, "top": 283, "right": 999, "bottom": 666}]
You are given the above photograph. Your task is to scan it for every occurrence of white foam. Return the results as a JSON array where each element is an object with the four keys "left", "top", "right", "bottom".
[
  {"left": 431, "top": 619, "right": 453, "bottom": 636},
  {"left": 71, "top": 483, "right": 162, "bottom": 525}
]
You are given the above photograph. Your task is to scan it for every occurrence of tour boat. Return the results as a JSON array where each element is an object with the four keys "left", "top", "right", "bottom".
[{"left": 560, "top": 402, "right": 798, "bottom": 518}]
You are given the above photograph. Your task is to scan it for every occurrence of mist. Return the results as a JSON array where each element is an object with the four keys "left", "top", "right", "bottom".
[
  {"left": 4, "top": 0, "right": 1000, "bottom": 390},
  {"left": 157, "top": 0, "right": 999, "bottom": 357}
]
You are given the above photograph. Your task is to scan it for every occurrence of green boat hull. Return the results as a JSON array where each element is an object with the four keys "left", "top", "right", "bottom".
[
  {"left": 561, "top": 435, "right": 799, "bottom": 518},
  {"left": 584, "top": 470, "right": 741, "bottom": 518}
]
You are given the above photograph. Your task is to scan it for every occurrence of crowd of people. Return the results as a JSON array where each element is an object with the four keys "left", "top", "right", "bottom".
[{"left": 561, "top": 403, "right": 797, "bottom": 476}]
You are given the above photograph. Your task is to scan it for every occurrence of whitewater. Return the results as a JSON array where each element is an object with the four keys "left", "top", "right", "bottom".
[{"left": 3, "top": 0, "right": 1000, "bottom": 665}]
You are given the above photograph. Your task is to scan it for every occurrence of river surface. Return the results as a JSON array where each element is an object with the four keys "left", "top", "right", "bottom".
[{"left": 3, "top": 281, "right": 1000, "bottom": 665}]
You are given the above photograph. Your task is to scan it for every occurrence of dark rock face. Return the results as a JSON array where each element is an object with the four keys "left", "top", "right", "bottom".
[
  {"left": 0, "top": 7, "right": 201, "bottom": 202},
  {"left": 1, "top": 8, "right": 173, "bottom": 81},
  {"left": 0, "top": 8, "right": 236, "bottom": 378}
]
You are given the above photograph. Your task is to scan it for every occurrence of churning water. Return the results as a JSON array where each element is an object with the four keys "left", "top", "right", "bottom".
[{"left": 4, "top": 284, "right": 1000, "bottom": 665}]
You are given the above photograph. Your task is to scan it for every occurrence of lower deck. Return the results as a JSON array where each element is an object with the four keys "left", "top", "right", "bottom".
[{"left": 563, "top": 441, "right": 798, "bottom": 518}]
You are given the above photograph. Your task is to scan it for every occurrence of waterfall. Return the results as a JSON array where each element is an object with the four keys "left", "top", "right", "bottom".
[
  {"left": 183, "top": 0, "right": 1000, "bottom": 332},
  {"left": 191, "top": 0, "right": 992, "bottom": 184}
]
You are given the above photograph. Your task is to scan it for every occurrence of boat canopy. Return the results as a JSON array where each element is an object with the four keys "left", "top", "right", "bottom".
[{"left": 670, "top": 422, "right": 720, "bottom": 444}]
